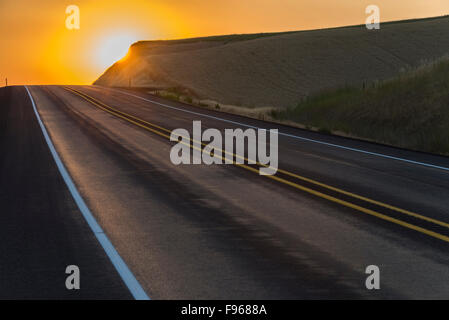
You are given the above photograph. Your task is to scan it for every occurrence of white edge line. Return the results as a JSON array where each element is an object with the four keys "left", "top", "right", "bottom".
[
  {"left": 115, "top": 88, "right": 449, "bottom": 173},
  {"left": 25, "top": 86, "right": 150, "bottom": 300}
]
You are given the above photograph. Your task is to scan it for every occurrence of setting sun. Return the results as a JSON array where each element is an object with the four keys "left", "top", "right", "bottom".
[{"left": 95, "top": 32, "right": 142, "bottom": 70}]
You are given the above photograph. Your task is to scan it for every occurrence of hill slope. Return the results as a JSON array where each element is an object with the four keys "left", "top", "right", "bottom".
[
  {"left": 272, "top": 56, "right": 449, "bottom": 155},
  {"left": 95, "top": 16, "right": 449, "bottom": 109}
]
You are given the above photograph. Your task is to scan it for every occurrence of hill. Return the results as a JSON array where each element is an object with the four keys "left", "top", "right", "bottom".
[{"left": 95, "top": 16, "right": 449, "bottom": 110}]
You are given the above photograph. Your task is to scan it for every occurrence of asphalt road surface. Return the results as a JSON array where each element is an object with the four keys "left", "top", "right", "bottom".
[{"left": 1, "top": 85, "right": 449, "bottom": 299}]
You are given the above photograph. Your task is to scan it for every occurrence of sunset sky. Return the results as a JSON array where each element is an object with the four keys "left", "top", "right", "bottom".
[{"left": 1, "top": 0, "right": 448, "bottom": 85}]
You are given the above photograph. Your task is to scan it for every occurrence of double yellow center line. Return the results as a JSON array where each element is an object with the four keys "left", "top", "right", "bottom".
[{"left": 63, "top": 86, "right": 449, "bottom": 243}]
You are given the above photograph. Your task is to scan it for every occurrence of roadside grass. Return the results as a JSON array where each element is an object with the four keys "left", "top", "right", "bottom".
[
  {"left": 153, "top": 86, "right": 196, "bottom": 103},
  {"left": 159, "top": 91, "right": 180, "bottom": 102},
  {"left": 272, "top": 57, "right": 449, "bottom": 155}
]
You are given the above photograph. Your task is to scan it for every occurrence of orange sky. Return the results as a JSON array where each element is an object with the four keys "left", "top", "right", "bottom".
[{"left": 1, "top": 0, "right": 448, "bottom": 85}]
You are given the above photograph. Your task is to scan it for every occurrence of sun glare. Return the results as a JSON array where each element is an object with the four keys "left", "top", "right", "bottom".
[{"left": 95, "top": 33, "right": 142, "bottom": 70}]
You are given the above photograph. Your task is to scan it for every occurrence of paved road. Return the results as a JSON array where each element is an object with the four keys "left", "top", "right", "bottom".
[
  {"left": 0, "top": 86, "right": 131, "bottom": 299},
  {"left": 1, "top": 84, "right": 449, "bottom": 299}
]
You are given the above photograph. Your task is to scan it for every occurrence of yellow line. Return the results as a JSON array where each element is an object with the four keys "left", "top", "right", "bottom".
[
  {"left": 275, "top": 168, "right": 449, "bottom": 229},
  {"left": 62, "top": 86, "right": 449, "bottom": 243},
  {"left": 64, "top": 87, "right": 171, "bottom": 140},
  {"left": 240, "top": 164, "right": 449, "bottom": 243},
  {"left": 65, "top": 86, "right": 449, "bottom": 230}
]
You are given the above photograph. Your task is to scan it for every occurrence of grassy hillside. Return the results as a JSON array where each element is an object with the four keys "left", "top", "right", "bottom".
[
  {"left": 273, "top": 57, "right": 449, "bottom": 155},
  {"left": 95, "top": 15, "right": 449, "bottom": 110}
]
